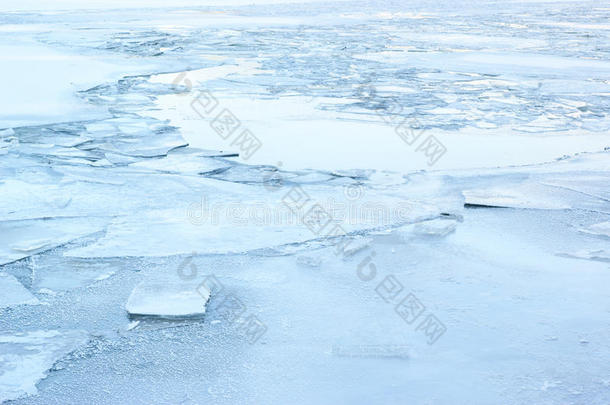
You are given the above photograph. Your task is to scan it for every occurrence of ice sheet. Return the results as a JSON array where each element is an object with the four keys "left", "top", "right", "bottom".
[
  {"left": 125, "top": 280, "right": 211, "bottom": 319},
  {"left": 0, "top": 330, "right": 88, "bottom": 403},
  {"left": 29, "top": 257, "right": 119, "bottom": 293},
  {"left": 0, "top": 273, "right": 40, "bottom": 308},
  {"left": 0, "top": 217, "right": 108, "bottom": 265},
  {"left": 580, "top": 221, "right": 610, "bottom": 239},
  {"left": 1, "top": 1, "right": 610, "bottom": 404},
  {"left": 556, "top": 249, "right": 610, "bottom": 262}
]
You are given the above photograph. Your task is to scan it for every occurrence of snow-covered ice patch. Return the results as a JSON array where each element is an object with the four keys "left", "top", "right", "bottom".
[
  {"left": 556, "top": 249, "right": 610, "bottom": 263},
  {"left": 462, "top": 187, "right": 570, "bottom": 210},
  {"left": 0, "top": 330, "right": 88, "bottom": 403},
  {"left": 0, "top": 217, "right": 108, "bottom": 265},
  {"left": 580, "top": 221, "right": 610, "bottom": 239}
]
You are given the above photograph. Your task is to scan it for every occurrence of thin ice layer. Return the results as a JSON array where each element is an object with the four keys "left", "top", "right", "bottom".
[
  {"left": 0, "top": 330, "right": 88, "bottom": 403},
  {"left": 0, "top": 273, "right": 40, "bottom": 308},
  {"left": 125, "top": 281, "right": 210, "bottom": 319},
  {"left": 580, "top": 221, "right": 610, "bottom": 239},
  {"left": 0, "top": 217, "right": 108, "bottom": 265}
]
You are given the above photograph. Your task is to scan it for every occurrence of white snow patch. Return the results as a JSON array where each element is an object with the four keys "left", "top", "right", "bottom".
[
  {"left": 580, "top": 221, "right": 610, "bottom": 239},
  {"left": 463, "top": 187, "right": 570, "bottom": 210}
]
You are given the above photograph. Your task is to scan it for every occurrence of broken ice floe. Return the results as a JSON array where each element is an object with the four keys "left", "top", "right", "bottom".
[
  {"left": 29, "top": 257, "right": 119, "bottom": 293},
  {"left": 63, "top": 186, "right": 446, "bottom": 258},
  {"left": 451, "top": 153, "right": 610, "bottom": 213},
  {"left": 462, "top": 186, "right": 570, "bottom": 210},
  {"left": 0, "top": 217, "right": 107, "bottom": 265},
  {"left": 0, "top": 330, "right": 88, "bottom": 403},
  {"left": 125, "top": 281, "right": 211, "bottom": 319},
  {"left": 130, "top": 148, "right": 231, "bottom": 175},
  {"left": 91, "top": 132, "right": 187, "bottom": 158},
  {"left": 0, "top": 273, "right": 40, "bottom": 309},
  {"left": 1, "top": 6, "right": 609, "bottom": 404},
  {"left": 342, "top": 237, "right": 373, "bottom": 257}
]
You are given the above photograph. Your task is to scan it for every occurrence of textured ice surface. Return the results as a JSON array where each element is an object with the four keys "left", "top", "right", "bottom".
[
  {"left": 29, "top": 256, "right": 119, "bottom": 293},
  {"left": 0, "top": 217, "right": 108, "bottom": 265},
  {"left": 0, "top": 330, "right": 88, "bottom": 403},
  {"left": 581, "top": 221, "right": 610, "bottom": 239},
  {"left": 1, "top": 1, "right": 610, "bottom": 404},
  {"left": 462, "top": 187, "right": 571, "bottom": 209},
  {"left": 396, "top": 218, "right": 459, "bottom": 239},
  {"left": 557, "top": 249, "right": 610, "bottom": 263},
  {"left": 63, "top": 188, "right": 446, "bottom": 258}
]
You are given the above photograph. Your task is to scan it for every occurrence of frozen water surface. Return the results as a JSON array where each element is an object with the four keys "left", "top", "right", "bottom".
[
  {"left": 0, "top": 274, "right": 39, "bottom": 309},
  {"left": 0, "top": 0, "right": 609, "bottom": 404},
  {"left": 0, "top": 330, "right": 88, "bottom": 403}
]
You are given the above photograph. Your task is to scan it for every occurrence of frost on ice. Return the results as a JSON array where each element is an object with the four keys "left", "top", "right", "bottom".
[
  {"left": 0, "top": 1, "right": 609, "bottom": 404},
  {"left": 0, "top": 330, "right": 88, "bottom": 403},
  {"left": 557, "top": 249, "right": 610, "bottom": 263},
  {"left": 125, "top": 281, "right": 211, "bottom": 319},
  {"left": 580, "top": 221, "right": 610, "bottom": 239}
]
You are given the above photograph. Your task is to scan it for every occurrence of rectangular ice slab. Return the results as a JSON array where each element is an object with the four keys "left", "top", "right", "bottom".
[
  {"left": 0, "top": 330, "right": 88, "bottom": 403},
  {"left": 125, "top": 281, "right": 211, "bottom": 319}
]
